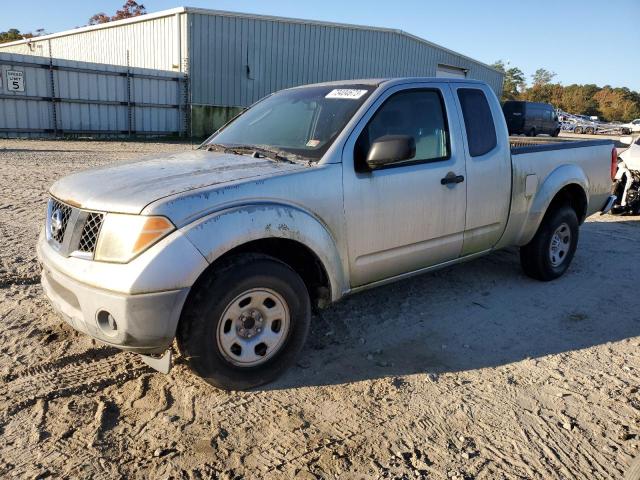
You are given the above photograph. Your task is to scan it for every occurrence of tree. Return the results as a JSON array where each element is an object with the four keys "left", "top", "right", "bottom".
[
  {"left": 594, "top": 87, "right": 640, "bottom": 122},
  {"left": 0, "top": 28, "right": 45, "bottom": 44},
  {"left": 531, "top": 68, "right": 557, "bottom": 87},
  {"left": 560, "top": 84, "right": 600, "bottom": 117},
  {"left": 89, "top": 1, "right": 146, "bottom": 25},
  {"left": 491, "top": 60, "right": 640, "bottom": 121},
  {"left": 522, "top": 83, "right": 564, "bottom": 105},
  {"left": 492, "top": 60, "right": 526, "bottom": 101},
  {"left": 88, "top": 13, "right": 111, "bottom": 25},
  {"left": 0, "top": 28, "right": 29, "bottom": 44}
]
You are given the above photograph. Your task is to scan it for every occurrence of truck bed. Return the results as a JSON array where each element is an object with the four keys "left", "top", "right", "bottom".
[
  {"left": 509, "top": 136, "right": 613, "bottom": 154},
  {"left": 498, "top": 135, "right": 614, "bottom": 250}
]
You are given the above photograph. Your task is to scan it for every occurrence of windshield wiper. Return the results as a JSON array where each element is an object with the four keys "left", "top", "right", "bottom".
[
  {"left": 227, "top": 145, "right": 291, "bottom": 163},
  {"left": 207, "top": 143, "right": 299, "bottom": 164}
]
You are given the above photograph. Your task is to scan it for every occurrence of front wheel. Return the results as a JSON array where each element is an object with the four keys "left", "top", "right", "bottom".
[
  {"left": 520, "top": 206, "right": 579, "bottom": 281},
  {"left": 177, "top": 254, "right": 311, "bottom": 390}
]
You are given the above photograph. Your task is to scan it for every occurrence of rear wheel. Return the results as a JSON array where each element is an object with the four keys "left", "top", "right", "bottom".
[
  {"left": 585, "top": 126, "right": 595, "bottom": 135},
  {"left": 520, "top": 206, "right": 579, "bottom": 281},
  {"left": 552, "top": 128, "right": 560, "bottom": 137},
  {"left": 574, "top": 126, "right": 584, "bottom": 134},
  {"left": 527, "top": 127, "right": 537, "bottom": 137},
  {"left": 177, "top": 254, "right": 311, "bottom": 390}
]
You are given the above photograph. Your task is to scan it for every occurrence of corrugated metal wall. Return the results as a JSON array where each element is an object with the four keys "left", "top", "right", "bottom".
[
  {"left": 0, "top": 8, "right": 504, "bottom": 135},
  {"left": 0, "top": 14, "right": 188, "bottom": 72},
  {"left": 0, "top": 52, "right": 186, "bottom": 137},
  {"left": 188, "top": 12, "right": 503, "bottom": 107}
]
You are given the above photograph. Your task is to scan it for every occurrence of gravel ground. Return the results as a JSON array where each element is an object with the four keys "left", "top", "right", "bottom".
[{"left": 1, "top": 139, "right": 639, "bottom": 479}]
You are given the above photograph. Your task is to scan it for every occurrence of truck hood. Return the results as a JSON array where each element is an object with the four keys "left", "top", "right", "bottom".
[{"left": 50, "top": 149, "right": 307, "bottom": 214}]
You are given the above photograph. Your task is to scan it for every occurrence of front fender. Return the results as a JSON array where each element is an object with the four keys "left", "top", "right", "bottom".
[
  {"left": 182, "top": 203, "right": 348, "bottom": 301},
  {"left": 518, "top": 164, "right": 589, "bottom": 245}
]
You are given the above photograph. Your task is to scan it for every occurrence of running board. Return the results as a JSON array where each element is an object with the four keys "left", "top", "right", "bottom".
[{"left": 140, "top": 349, "right": 172, "bottom": 374}]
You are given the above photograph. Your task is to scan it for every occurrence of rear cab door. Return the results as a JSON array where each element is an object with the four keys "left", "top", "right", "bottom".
[
  {"left": 341, "top": 81, "right": 468, "bottom": 287},
  {"left": 449, "top": 82, "right": 512, "bottom": 255}
]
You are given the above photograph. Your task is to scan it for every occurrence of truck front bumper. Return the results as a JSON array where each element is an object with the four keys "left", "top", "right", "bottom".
[
  {"left": 37, "top": 229, "right": 207, "bottom": 354},
  {"left": 41, "top": 265, "right": 189, "bottom": 354}
]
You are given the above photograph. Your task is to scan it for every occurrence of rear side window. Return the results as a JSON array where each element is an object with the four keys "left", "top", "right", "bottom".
[
  {"left": 457, "top": 89, "right": 497, "bottom": 157},
  {"left": 503, "top": 101, "right": 523, "bottom": 116}
]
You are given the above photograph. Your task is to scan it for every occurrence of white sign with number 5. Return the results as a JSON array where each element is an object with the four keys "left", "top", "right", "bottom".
[{"left": 6, "top": 70, "right": 25, "bottom": 92}]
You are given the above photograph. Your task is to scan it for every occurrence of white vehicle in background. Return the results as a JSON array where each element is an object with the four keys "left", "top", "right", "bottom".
[
  {"left": 621, "top": 119, "right": 640, "bottom": 133},
  {"left": 612, "top": 136, "right": 640, "bottom": 214}
]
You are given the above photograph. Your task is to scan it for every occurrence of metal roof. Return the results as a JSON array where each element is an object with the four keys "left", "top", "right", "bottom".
[{"left": 0, "top": 6, "right": 500, "bottom": 74}]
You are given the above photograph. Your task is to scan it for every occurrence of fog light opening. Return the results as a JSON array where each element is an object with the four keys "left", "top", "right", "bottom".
[{"left": 97, "top": 310, "right": 118, "bottom": 336}]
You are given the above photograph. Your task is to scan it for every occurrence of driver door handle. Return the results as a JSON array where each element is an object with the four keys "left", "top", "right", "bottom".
[{"left": 441, "top": 172, "right": 465, "bottom": 185}]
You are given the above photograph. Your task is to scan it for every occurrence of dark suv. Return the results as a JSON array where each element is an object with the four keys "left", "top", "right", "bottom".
[{"left": 503, "top": 101, "right": 560, "bottom": 137}]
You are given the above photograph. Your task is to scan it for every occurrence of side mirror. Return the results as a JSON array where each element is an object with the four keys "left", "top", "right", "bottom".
[
  {"left": 619, "top": 136, "right": 634, "bottom": 145},
  {"left": 366, "top": 135, "right": 416, "bottom": 169}
]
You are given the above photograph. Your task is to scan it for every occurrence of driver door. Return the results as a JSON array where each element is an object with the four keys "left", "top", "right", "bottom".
[{"left": 342, "top": 83, "right": 467, "bottom": 287}]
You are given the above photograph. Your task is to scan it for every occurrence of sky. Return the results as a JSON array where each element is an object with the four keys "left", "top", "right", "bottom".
[{"left": 3, "top": 0, "right": 640, "bottom": 90}]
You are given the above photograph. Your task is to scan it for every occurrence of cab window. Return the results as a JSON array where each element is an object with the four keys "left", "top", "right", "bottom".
[{"left": 355, "top": 89, "right": 449, "bottom": 169}]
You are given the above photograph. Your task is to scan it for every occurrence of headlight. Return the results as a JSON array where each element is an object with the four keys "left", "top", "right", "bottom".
[{"left": 94, "top": 214, "right": 175, "bottom": 263}]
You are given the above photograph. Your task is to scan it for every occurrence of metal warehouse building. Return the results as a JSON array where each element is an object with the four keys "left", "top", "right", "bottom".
[{"left": 0, "top": 7, "right": 503, "bottom": 136}]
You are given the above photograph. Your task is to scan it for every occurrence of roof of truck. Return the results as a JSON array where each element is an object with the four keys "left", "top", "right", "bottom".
[{"left": 290, "top": 77, "right": 487, "bottom": 89}]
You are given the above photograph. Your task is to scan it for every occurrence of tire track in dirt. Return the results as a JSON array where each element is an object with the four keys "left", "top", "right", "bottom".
[
  {"left": 0, "top": 350, "right": 149, "bottom": 479},
  {"left": 0, "top": 349, "right": 149, "bottom": 421},
  {"left": 1, "top": 418, "right": 119, "bottom": 480}
]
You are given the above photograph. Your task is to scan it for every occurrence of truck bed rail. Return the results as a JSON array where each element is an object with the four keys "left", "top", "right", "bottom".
[{"left": 510, "top": 136, "right": 612, "bottom": 154}]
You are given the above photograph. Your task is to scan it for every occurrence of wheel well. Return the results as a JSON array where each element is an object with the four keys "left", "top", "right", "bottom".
[
  {"left": 194, "top": 238, "right": 331, "bottom": 311},
  {"left": 547, "top": 184, "right": 588, "bottom": 223}
]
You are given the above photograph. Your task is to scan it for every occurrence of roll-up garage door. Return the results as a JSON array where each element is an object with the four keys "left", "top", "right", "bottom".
[{"left": 436, "top": 64, "right": 467, "bottom": 79}]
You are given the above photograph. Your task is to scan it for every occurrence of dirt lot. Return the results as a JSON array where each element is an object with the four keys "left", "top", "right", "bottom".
[{"left": 1, "top": 139, "right": 639, "bottom": 479}]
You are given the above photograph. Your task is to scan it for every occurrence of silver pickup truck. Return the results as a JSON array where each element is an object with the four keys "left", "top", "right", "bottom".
[{"left": 38, "top": 78, "right": 617, "bottom": 390}]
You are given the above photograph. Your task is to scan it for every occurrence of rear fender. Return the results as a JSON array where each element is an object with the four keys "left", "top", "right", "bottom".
[
  {"left": 517, "top": 164, "right": 589, "bottom": 246},
  {"left": 182, "top": 203, "right": 347, "bottom": 301}
]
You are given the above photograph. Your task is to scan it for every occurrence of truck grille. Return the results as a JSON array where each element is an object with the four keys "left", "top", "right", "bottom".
[
  {"left": 78, "top": 212, "right": 104, "bottom": 253},
  {"left": 47, "top": 198, "right": 104, "bottom": 258}
]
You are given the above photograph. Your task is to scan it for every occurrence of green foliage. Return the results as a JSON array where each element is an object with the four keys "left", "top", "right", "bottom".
[
  {"left": 494, "top": 61, "right": 640, "bottom": 122},
  {"left": 492, "top": 60, "right": 526, "bottom": 101},
  {"left": 531, "top": 68, "right": 556, "bottom": 86},
  {"left": 0, "top": 28, "right": 30, "bottom": 44}
]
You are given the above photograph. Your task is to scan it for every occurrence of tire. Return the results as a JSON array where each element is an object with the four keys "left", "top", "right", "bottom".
[
  {"left": 585, "top": 126, "right": 595, "bottom": 135},
  {"left": 574, "top": 126, "right": 584, "bottom": 134},
  {"left": 177, "top": 254, "right": 311, "bottom": 390},
  {"left": 552, "top": 128, "right": 560, "bottom": 137},
  {"left": 527, "top": 128, "right": 536, "bottom": 137},
  {"left": 520, "top": 205, "right": 579, "bottom": 281}
]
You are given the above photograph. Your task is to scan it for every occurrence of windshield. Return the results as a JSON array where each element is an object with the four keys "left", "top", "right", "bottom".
[{"left": 204, "top": 85, "right": 375, "bottom": 161}]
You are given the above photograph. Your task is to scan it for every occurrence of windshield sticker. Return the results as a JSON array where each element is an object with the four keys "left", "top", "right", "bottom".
[
  {"left": 325, "top": 89, "right": 368, "bottom": 100},
  {"left": 306, "top": 139, "right": 320, "bottom": 147}
]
